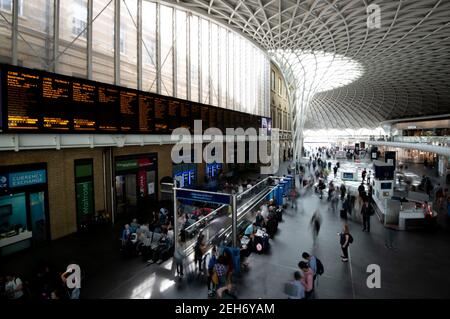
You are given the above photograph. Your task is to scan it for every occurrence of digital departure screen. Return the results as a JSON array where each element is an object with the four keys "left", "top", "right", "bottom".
[
  {"left": 6, "top": 69, "right": 41, "bottom": 130},
  {"left": 41, "top": 75, "right": 71, "bottom": 130},
  {"left": 120, "top": 90, "right": 139, "bottom": 132},
  {"left": 98, "top": 86, "right": 119, "bottom": 131},
  {"left": 154, "top": 97, "right": 168, "bottom": 133},
  {"left": 168, "top": 100, "right": 180, "bottom": 132},
  {"left": 201, "top": 105, "right": 209, "bottom": 130},
  {"left": 73, "top": 81, "right": 96, "bottom": 131},
  {"left": 179, "top": 101, "right": 190, "bottom": 130},
  {"left": 209, "top": 107, "right": 217, "bottom": 129},
  {"left": 191, "top": 103, "right": 201, "bottom": 130},
  {"left": 0, "top": 64, "right": 264, "bottom": 134},
  {"left": 138, "top": 93, "right": 154, "bottom": 133},
  {"left": 216, "top": 108, "right": 224, "bottom": 132}
]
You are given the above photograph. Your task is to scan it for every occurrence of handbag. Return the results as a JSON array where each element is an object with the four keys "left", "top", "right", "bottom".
[{"left": 212, "top": 271, "right": 219, "bottom": 285}]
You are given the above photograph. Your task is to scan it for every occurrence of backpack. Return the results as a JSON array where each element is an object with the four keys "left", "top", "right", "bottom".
[
  {"left": 315, "top": 258, "right": 324, "bottom": 276},
  {"left": 348, "top": 234, "right": 354, "bottom": 244},
  {"left": 340, "top": 233, "right": 354, "bottom": 245}
]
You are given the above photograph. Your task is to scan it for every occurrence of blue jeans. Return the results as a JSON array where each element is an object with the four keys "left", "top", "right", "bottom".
[{"left": 70, "top": 288, "right": 80, "bottom": 299}]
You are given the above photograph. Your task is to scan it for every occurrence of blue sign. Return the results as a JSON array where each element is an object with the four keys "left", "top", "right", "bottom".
[
  {"left": 8, "top": 170, "right": 46, "bottom": 188},
  {"left": 0, "top": 175, "right": 7, "bottom": 188},
  {"left": 176, "top": 189, "right": 231, "bottom": 205}
]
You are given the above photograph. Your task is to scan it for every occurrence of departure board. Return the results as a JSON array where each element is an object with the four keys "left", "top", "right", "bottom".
[
  {"left": 209, "top": 107, "right": 217, "bottom": 129},
  {"left": 191, "top": 103, "right": 201, "bottom": 130},
  {"left": 6, "top": 69, "right": 41, "bottom": 130},
  {"left": 223, "top": 110, "right": 231, "bottom": 130},
  {"left": 98, "top": 86, "right": 119, "bottom": 131},
  {"left": 42, "top": 75, "right": 71, "bottom": 130},
  {"left": 154, "top": 97, "right": 168, "bottom": 133},
  {"left": 73, "top": 81, "right": 96, "bottom": 131},
  {"left": 179, "top": 101, "right": 190, "bottom": 130},
  {"left": 138, "top": 93, "right": 154, "bottom": 133},
  {"left": 216, "top": 108, "right": 224, "bottom": 132},
  {"left": 0, "top": 64, "right": 264, "bottom": 134},
  {"left": 168, "top": 100, "right": 180, "bottom": 132},
  {"left": 120, "top": 90, "right": 138, "bottom": 132},
  {"left": 201, "top": 106, "right": 209, "bottom": 129}
]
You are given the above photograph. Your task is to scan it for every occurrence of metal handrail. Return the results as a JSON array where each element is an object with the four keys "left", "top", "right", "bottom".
[
  {"left": 237, "top": 176, "right": 272, "bottom": 200},
  {"left": 183, "top": 204, "right": 226, "bottom": 232},
  {"left": 207, "top": 185, "right": 277, "bottom": 246}
]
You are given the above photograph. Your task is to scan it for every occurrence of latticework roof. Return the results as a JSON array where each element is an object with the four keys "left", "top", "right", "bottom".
[{"left": 167, "top": 0, "right": 450, "bottom": 129}]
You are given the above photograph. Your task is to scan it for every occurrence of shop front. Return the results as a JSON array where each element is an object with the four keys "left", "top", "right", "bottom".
[
  {"left": 0, "top": 164, "right": 49, "bottom": 256},
  {"left": 114, "top": 153, "right": 158, "bottom": 222}
]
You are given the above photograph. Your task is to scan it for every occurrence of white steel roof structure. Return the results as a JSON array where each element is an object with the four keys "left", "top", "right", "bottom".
[{"left": 168, "top": 0, "right": 450, "bottom": 158}]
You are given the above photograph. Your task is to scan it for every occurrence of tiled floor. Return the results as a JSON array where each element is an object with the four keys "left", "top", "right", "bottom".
[{"left": 1, "top": 159, "right": 450, "bottom": 299}]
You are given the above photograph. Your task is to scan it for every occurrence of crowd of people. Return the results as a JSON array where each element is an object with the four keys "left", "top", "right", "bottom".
[
  {"left": 1, "top": 261, "right": 81, "bottom": 300},
  {"left": 121, "top": 208, "right": 175, "bottom": 264}
]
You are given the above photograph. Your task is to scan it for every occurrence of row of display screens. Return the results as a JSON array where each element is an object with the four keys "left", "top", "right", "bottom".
[{"left": 0, "top": 64, "right": 268, "bottom": 134}]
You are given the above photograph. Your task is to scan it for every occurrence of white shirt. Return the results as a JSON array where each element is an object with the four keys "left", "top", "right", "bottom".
[
  {"left": 261, "top": 205, "right": 269, "bottom": 219},
  {"left": 6, "top": 277, "right": 24, "bottom": 299}
]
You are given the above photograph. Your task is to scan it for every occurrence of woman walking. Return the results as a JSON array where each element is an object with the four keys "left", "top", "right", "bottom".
[{"left": 339, "top": 224, "right": 353, "bottom": 262}]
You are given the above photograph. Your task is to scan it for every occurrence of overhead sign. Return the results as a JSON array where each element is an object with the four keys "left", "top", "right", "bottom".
[
  {"left": 8, "top": 169, "right": 47, "bottom": 188},
  {"left": 1, "top": 64, "right": 262, "bottom": 134},
  {"left": 176, "top": 189, "right": 231, "bottom": 205}
]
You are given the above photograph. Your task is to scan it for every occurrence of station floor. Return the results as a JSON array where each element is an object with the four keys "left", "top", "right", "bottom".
[{"left": 1, "top": 160, "right": 450, "bottom": 299}]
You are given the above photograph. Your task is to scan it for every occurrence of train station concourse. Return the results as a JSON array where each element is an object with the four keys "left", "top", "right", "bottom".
[{"left": 0, "top": 0, "right": 449, "bottom": 305}]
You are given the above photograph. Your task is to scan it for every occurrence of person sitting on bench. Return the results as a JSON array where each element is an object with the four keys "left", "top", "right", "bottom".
[{"left": 152, "top": 229, "right": 172, "bottom": 263}]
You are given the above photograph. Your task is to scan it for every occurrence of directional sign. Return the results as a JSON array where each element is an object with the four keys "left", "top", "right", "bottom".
[{"left": 176, "top": 189, "right": 231, "bottom": 205}]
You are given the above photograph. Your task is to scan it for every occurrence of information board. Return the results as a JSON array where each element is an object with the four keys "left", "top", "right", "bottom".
[
  {"left": 179, "top": 101, "right": 190, "bottom": 130},
  {"left": 154, "top": 97, "right": 168, "bottom": 133},
  {"left": 98, "top": 85, "right": 119, "bottom": 131},
  {"left": 168, "top": 100, "right": 180, "bottom": 132},
  {"left": 6, "top": 69, "right": 41, "bottom": 130},
  {"left": 138, "top": 93, "right": 154, "bottom": 133},
  {"left": 119, "top": 90, "right": 139, "bottom": 132},
  {"left": 41, "top": 75, "right": 71, "bottom": 130},
  {"left": 0, "top": 64, "right": 264, "bottom": 134}
]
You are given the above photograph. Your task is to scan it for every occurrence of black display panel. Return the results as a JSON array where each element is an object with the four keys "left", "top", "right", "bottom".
[
  {"left": 138, "top": 93, "right": 154, "bottom": 133},
  {"left": 0, "top": 64, "right": 265, "bottom": 135},
  {"left": 168, "top": 100, "right": 180, "bottom": 132},
  {"left": 223, "top": 110, "right": 231, "bottom": 131},
  {"left": 216, "top": 108, "right": 224, "bottom": 132},
  {"left": 179, "top": 101, "right": 190, "bottom": 130},
  {"left": 73, "top": 80, "right": 96, "bottom": 131},
  {"left": 41, "top": 74, "right": 71, "bottom": 131},
  {"left": 154, "top": 97, "right": 168, "bottom": 133},
  {"left": 209, "top": 107, "right": 217, "bottom": 129},
  {"left": 98, "top": 85, "right": 119, "bottom": 132},
  {"left": 6, "top": 68, "right": 41, "bottom": 130},
  {"left": 119, "top": 89, "right": 139, "bottom": 132},
  {"left": 201, "top": 105, "right": 209, "bottom": 130},
  {"left": 191, "top": 103, "right": 201, "bottom": 131}
]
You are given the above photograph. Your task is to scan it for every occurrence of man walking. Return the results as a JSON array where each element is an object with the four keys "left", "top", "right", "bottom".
[{"left": 361, "top": 200, "right": 374, "bottom": 232}]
